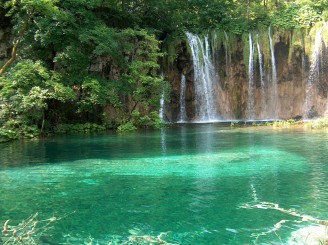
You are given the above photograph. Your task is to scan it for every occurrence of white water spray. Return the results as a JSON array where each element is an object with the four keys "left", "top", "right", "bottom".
[
  {"left": 256, "top": 34, "right": 267, "bottom": 118},
  {"left": 186, "top": 32, "right": 219, "bottom": 122},
  {"left": 159, "top": 86, "right": 165, "bottom": 121},
  {"left": 178, "top": 74, "right": 187, "bottom": 122},
  {"left": 305, "top": 27, "right": 323, "bottom": 118},
  {"left": 247, "top": 33, "right": 255, "bottom": 119}
]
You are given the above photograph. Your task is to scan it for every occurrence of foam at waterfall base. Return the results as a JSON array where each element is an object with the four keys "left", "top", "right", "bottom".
[{"left": 287, "top": 225, "right": 327, "bottom": 245}]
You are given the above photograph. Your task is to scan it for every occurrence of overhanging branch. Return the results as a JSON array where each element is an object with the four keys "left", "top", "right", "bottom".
[{"left": 0, "top": 18, "right": 30, "bottom": 76}]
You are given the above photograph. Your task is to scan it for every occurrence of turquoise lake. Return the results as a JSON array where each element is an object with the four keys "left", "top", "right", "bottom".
[{"left": 0, "top": 124, "right": 327, "bottom": 244}]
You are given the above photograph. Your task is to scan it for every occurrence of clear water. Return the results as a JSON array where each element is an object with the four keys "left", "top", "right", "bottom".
[{"left": 0, "top": 124, "right": 327, "bottom": 244}]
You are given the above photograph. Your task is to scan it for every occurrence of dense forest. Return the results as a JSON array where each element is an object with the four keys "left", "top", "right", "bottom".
[{"left": 0, "top": 0, "right": 327, "bottom": 141}]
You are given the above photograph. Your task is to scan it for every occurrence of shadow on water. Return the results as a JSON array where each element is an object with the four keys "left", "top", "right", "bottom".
[
  {"left": 0, "top": 122, "right": 327, "bottom": 168},
  {"left": 0, "top": 123, "right": 229, "bottom": 167}
]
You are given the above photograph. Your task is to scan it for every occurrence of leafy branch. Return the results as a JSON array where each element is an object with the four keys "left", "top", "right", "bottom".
[{"left": 0, "top": 17, "right": 30, "bottom": 76}]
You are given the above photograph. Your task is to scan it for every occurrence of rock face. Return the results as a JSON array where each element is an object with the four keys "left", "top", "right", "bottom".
[{"left": 164, "top": 30, "right": 328, "bottom": 122}]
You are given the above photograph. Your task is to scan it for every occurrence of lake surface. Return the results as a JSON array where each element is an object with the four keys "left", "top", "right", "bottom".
[{"left": 0, "top": 124, "right": 327, "bottom": 244}]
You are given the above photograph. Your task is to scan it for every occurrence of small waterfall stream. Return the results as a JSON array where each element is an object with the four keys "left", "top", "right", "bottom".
[
  {"left": 178, "top": 74, "right": 187, "bottom": 122},
  {"left": 256, "top": 34, "right": 267, "bottom": 118},
  {"left": 186, "top": 32, "right": 219, "bottom": 122},
  {"left": 159, "top": 87, "right": 165, "bottom": 121},
  {"left": 305, "top": 27, "right": 323, "bottom": 118},
  {"left": 268, "top": 26, "right": 278, "bottom": 119},
  {"left": 247, "top": 33, "right": 255, "bottom": 119}
]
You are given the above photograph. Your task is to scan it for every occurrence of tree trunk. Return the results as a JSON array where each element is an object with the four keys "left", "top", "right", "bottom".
[
  {"left": 41, "top": 110, "right": 45, "bottom": 136},
  {"left": 0, "top": 18, "right": 30, "bottom": 76}
]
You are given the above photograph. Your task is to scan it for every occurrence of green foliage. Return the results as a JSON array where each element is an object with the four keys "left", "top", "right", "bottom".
[
  {"left": 117, "top": 121, "right": 137, "bottom": 133},
  {"left": 116, "top": 109, "right": 164, "bottom": 133},
  {"left": 309, "top": 117, "right": 328, "bottom": 129},
  {"left": 162, "top": 33, "right": 184, "bottom": 69},
  {"left": 256, "top": 27, "right": 271, "bottom": 67},
  {"left": 295, "top": 5, "right": 320, "bottom": 29},
  {"left": 323, "top": 10, "right": 328, "bottom": 21},
  {"left": 250, "top": 118, "right": 328, "bottom": 130},
  {"left": 4, "top": 0, "right": 59, "bottom": 17},
  {"left": 149, "top": 111, "right": 166, "bottom": 129},
  {"left": 288, "top": 29, "right": 305, "bottom": 64},
  {"left": 2, "top": 119, "right": 40, "bottom": 138},
  {"left": 131, "top": 110, "right": 164, "bottom": 129},
  {"left": 270, "top": 2, "right": 321, "bottom": 30},
  {"left": 0, "top": 60, "right": 75, "bottom": 138},
  {"left": 272, "top": 119, "right": 300, "bottom": 128},
  {"left": 0, "top": 128, "right": 18, "bottom": 143},
  {"left": 78, "top": 76, "right": 120, "bottom": 113},
  {"left": 79, "top": 24, "right": 120, "bottom": 57},
  {"left": 270, "top": 5, "right": 298, "bottom": 30},
  {"left": 120, "top": 29, "right": 164, "bottom": 108}
]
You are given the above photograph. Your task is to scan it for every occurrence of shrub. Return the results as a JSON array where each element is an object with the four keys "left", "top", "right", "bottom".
[
  {"left": 310, "top": 117, "right": 328, "bottom": 129},
  {"left": 0, "top": 128, "right": 18, "bottom": 143},
  {"left": 117, "top": 121, "right": 137, "bottom": 133}
]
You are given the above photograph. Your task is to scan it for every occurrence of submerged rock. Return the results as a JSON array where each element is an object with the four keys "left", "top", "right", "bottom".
[{"left": 288, "top": 225, "right": 328, "bottom": 245}]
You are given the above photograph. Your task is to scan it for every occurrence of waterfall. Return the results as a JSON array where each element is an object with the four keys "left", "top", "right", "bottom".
[
  {"left": 247, "top": 33, "right": 255, "bottom": 119},
  {"left": 256, "top": 34, "right": 266, "bottom": 118},
  {"left": 305, "top": 27, "right": 323, "bottom": 118},
  {"left": 159, "top": 86, "right": 165, "bottom": 121},
  {"left": 268, "top": 26, "right": 278, "bottom": 119},
  {"left": 186, "top": 32, "right": 219, "bottom": 122},
  {"left": 178, "top": 74, "right": 187, "bottom": 122}
]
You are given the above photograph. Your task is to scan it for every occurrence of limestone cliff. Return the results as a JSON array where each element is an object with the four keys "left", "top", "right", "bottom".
[{"left": 163, "top": 27, "right": 328, "bottom": 122}]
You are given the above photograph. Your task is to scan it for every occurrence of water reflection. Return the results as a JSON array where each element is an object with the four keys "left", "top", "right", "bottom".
[
  {"left": 160, "top": 128, "right": 167, "bottom": 155},
  {"left": 180, "top": 125, "right": 187, "bottom": 155}
]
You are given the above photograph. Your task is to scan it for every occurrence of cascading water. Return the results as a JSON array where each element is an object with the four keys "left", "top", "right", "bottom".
[
  {"left": 268, "top": 26, "right": 278, "bottom": 119},
  {"left": 186, "top": 32, "right": 219, "bottom": 122},
  {"left": 247, "top": 33, "right": 255, "bottom": 119},
  {"left": 305, "top": 27, "right": 323, "bottom": 118},
  {"left": 178, "top": 74, "right": 187, "bottom": 122},
  {"left": 159, "top": 87, "right": 165, "bottom": 121},
  {"left": 256, "top": 34, "right": 267, "bottom": 118},
  {"left": 172, "top": 28, "right": 328, "bottom": 122}
]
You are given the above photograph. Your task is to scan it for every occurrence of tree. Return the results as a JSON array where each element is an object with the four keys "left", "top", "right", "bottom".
[
  {"left": 0, "top": 0, "right": 59, "bottom": 76},
  {"left": 0, "top": 60, "right": 75, "bottom": 136}
]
